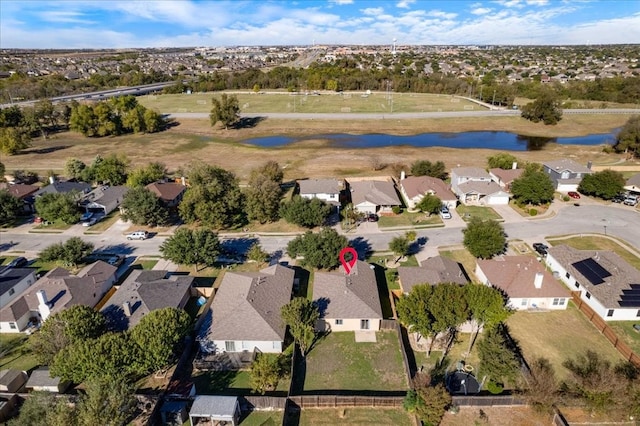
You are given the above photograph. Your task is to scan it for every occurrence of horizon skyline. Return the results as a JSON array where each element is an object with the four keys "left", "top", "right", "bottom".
[{"left": 1, "top": 0, "right": 639, "bottom": 49}]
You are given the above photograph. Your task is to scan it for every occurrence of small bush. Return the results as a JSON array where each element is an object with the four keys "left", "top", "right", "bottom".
[
  {"left": 529, "top": 208, "right": 538, "bottom": 216},
  {"left": 486, "top": 380, "right": 504, "bottom": 394},
  {"left": 562, "top": 195, "right": 570, "bottom": 202},
  {"left": 392, "top": 206, "right": 402, "bottom": 214}
]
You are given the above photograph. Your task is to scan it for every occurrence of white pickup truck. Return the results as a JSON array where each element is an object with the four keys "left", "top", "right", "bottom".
[{"left": 623, "top": 195, "right": 638, "bottom": 206}]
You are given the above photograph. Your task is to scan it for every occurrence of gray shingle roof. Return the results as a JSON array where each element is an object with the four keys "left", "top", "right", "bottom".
[
  {"left": 313, "top": 261, "right": 382, "bottom": 320},
  {"left": 543, "top": 159, "right": 593, "bottom": 174},
  {"left": 452, "top": 167, "right": 491, "bottom": 179},
  {"left": 349, "top": 180, "right": 401, "bottom": 207},
  {"left": 0, "top": 267, "right": 37, "bottom": 299},
  {"left": 25, "top": 368, "right": 64, "bottom": 388},
  {"left": 626, "top": 173, "right": 640, "bottom": 187},
  {"left": 35, "top": 181, "right": 91, "bottom": 197},
  {"left": 81, "top": 185, "right": 128, "bottom": 207},
  {"left": 298, "top": 179, "right": 343, "bottom": 195},
  {"left": 190, "top": 395, "right": 237, "bottom": 417},
  {"left": 457, "top": 180, "right": 503, "bottom": 196},
  {"left": 207, "top": 265, "right": 295, "bottom": 342},
  {"left": 398, "top": 256, "right": 467, "bottom": 293}
]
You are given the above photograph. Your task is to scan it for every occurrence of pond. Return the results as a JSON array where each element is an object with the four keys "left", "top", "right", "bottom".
[{"left": 243, "top": 131, "right": 617, "bottom": 151}]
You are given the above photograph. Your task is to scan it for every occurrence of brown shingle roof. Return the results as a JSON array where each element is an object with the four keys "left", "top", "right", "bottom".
[
  {"left": 398, "top": 256, "right": 468, "bottom": 294},
  {"left": 313, "top": 261, "right": 382, "bottom": 320},
  {"left": 400, "top": 176, "right": 456, "bottom": 201},
  {"left": 0, "top": 183, "right": 39, "bottom": 199},
  {"left": 349, "top": 180, "right": 401, "bottom": 207},
  {"left": 146, "top": 182, "right": 186, "bottom": 203},
  {"left": 489, "top": 168, "right": 524, "bottom": 185}
]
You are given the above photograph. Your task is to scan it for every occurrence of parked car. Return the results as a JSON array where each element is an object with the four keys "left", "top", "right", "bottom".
[
  {"left": 366, "top": 213, "right": 379, "bottom": 222},
  {"left": 623, "top": 195, "right": 638, "bottom": 206},
  {"left": 533, "top": 243, "right": 548, "bottom": 256},
  {"left": 80, "top": 212, "right": 94, "bottom": 222},
  {"left": 82, "top": 217, "right": 98, "bottom": 227},
  {"left": 107, "top": 255, "right": 124, "bottom": 267},
  {"left": 439, "top": 206, "right": 452, "bottom": 219},
  {"left": 612, "top": 194, "right": 626, "bottom": 203},
  {"left": 126, "top": 230, "right": 149, "bottom": 240},
  {"left": 568, "top": 191, "right": 581, "bottom": 199},
  {"left": 7, "top": 257, "right": 28, "bottom": 268}
]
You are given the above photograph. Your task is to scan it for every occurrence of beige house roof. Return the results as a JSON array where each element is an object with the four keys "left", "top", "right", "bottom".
[
  {"left": 626, "top": 173, "right": 640, "bottom": 190},
  {"left": 313, "top": 261, "right": 382, "bottom": 320},
  {"left": 400, "top": 176, "right": 456, "bottom": 201},
  {"left": 298, "top": 179, "right": 343, "bottom": 195},
  {"left": 477, "top": 256, "right": 569, "bottom": 299},
  {"left": 146, "top": 182, "right": 187, "bottom": 203},
  {"left": 457, "top": 180, "right": 503, "bottom": 196},
  {"left": 207, "top": 264, "right": 295, "bottom": 342},
  {"left": 489, "top": 168, "right": 524, "bottom": 186},
  {"left": 547, "top": 245, "right": 640, "bottom": 308},
  {"left": 452, "top": 167, "right": 491, "bottom": 179},
  {"left": 349, "top": 180, "right": 401, "bottom": 207},
  {"left": 543, "top": 159, "right": 592, "bottom": 174},
  {"left": 398, "top": 256, "right": 468, "bottom": 293}
]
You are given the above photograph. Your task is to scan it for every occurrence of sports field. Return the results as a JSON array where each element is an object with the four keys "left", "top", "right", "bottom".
[{"left": 138, "top": 91, "right": 482, "bottom": 114}]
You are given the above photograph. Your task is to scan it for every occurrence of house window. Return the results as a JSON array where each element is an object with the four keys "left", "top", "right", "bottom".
[
  {"left": 272, "top": 341, "right": 279, "bottom": 349},
  {"left": 552, "top": 298, "right": 560, "bottom": 306},
  {"left": 565, "top": 272, "right": 570, "bottom": 279},
  {"left": 335, "top": 319, "right": 343, "bottom": 325},
  {"left": 9, "top": 322, "right": 17, "bottom": 329},
  {"left": 8, "top": 288, "right": 15, "bottom": 296},
  {"left": 637, "top": 310, "right": 640, "bottom": 317},
  {"left": 574, "top": 282, "right": 579, "bottom": 288},
  {"left": 558, "top": 298, "right": 565, "bottom": 305},
  {"left": 225, "top": 341, "right": 235, "bottom": 352},
  {"left": 586, "top": 292, "right": 591, "bottom": 299},
  {"left": 360, "top": 319, "right": 370, "bottom": 330},
  {"left": 607, "top": 310, "right": 614, "bottom": 317},
  {"left": 521, "top": 299, "right": 528, "bottom": 306}
]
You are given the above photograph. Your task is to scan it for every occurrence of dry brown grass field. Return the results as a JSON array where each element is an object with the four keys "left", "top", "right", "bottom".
[{"left": 3, "top": 113, "right": 638, "bottom": 182}]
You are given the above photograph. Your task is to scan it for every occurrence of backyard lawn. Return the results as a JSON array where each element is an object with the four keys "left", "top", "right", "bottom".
[
  {"left": 240, "top": 410, "right": 283, "bottom": 426},
  {"left": 298, "top": 407, "right": 412, "bottom": 426},
  {"left": 506, "top": 302, "right": 623, "bottom": 381},
  {"left": 377, "top": 212, "right": 442, "bottom": 229},
  {"left": 456, "top": 205, "right": 502, "bottom": 222},
  {"left": 0, "top": 334, "right": 39, "bottom": 372},
  {"left": 191, "top": 370, "right": 290, "bottom": 396},
  {"left": 547, "top": 235, "right": 640, "bottom": 270},
  {"left": 303, "top": 331, "right": 407, "bottom": 392},
  {"left": 607, "top": 321, "right": 640, "bottom": 354}
]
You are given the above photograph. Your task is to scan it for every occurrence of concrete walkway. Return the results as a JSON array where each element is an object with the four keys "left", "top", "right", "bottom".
[{"left": 153, "top": 258, "right": 179, "bottom": 272}]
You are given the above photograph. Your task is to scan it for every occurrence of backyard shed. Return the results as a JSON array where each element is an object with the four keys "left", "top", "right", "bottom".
[
  {"left": 189, "top": 395, "right": 241, "bottom": 426},
  {"left": 160, "top": 400, "right": 189, "bottom": 425},
  {"left": 0, "top": 369, "right": 27, "bottom": 393},
  {"left": 25, "top": 368, "right": 71, "bottom": 393}
]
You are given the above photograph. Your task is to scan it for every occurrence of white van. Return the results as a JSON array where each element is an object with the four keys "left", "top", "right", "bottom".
[{"left": 126, "top": 231, "right": 149, "bottom": 240}]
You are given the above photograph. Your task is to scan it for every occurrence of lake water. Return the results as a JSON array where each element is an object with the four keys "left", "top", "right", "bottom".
[{"left": 243, "top": 131, "right": 617, "bottom": 151}]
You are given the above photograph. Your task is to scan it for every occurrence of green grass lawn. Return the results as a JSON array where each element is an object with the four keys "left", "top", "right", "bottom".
[
  {"left": 506, "top": 302, "right": 624, "bottom": 381},
  {"left": 607, "top": 321, "right": 640, "bottom": 354},
  {"left": 378, "top": 212, "right": 442, "bottom": 229},
  {"left": 240, "top": 410, "right": 283, "bottom": 426},
  {"left": 298, "top": 407, "right": 412, "bottom": 425},
  {"left": 303, "top": 331, "right": 407, "bottom": 392},
  {"left": 31, "top": 220, "right": 72, "bottom": 231},
  {"left": 83, "top": 210, "right": 121, "bottom": 233},
  {"left": 456, "top": 205, "right": 502, "bottom": 222},
  {"left": 0, "top": 334, "right": 39, "bottom": 372},
  {"left": 191, "top": 370, "right": 290, "bottom": 396},
  {"left": 131, "top": 258, "right": 159, "bottom": 270},
  {"left": 546, "top": 235, "right": 640, "bottom": 270}
]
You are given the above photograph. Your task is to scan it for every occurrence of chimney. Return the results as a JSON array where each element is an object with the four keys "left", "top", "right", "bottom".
[
  {"left": 586, "top": 161, "right": 592, "bottom": 170},
  {"left": 48, "top": 176, "right": 55, "bottom": 184},
  {"left": 534, "top": 272, "right": 544, "bottom": 289},
  {"left": 512, "top": 162, "right": 517, "bottom": 170},
  {"left": 37, "top": 290, "right": 51, "bottom": 321},
  {"left": 400, "top": 171, "right": 406, "bottom": 180},
  {"left": 123, "top": 301, "right": 132, "bottom": 317},
  {"left": 181, "top": 176, "right": 186, "bottom": 186}
]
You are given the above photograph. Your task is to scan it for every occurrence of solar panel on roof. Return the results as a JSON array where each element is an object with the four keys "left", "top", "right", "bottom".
[
  {"left": 572, "top": 258, "right": 611, "bottom": 286},
  {"left": 618, "top": 300, "right": 640, "bottom": 308}
]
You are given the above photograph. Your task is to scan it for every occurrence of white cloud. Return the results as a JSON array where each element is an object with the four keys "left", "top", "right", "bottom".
[
  {"left": 396, "top": 0, "right": 416, "bottom": 9},
  {"left": 426, "top": 10, "right": 458, "bottom": 19},
  {"left": 526, "top": 0, "right": 549, "bottom": 5},
  {"left": 362, "top": 7, "right": 384, "bottom": 16},
  {"left": 329, "top": 0, "right": 353, "bottom": 4},
  {"left": 38, "top": 11, "right": 95, "bottom": 24},
  {"left": 471, "top": 7, "right": 492, "bottom": 15},
  {"left": 493, "top": 0, "right": 524, "bottom": 8}
]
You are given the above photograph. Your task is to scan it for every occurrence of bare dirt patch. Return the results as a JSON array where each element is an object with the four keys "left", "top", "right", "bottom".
[{"left": 440, "top": 406, "right": 553, "bottom": 426}]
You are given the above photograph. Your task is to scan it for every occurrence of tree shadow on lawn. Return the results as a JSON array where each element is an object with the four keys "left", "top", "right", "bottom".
[
  {"left": 191, "top": 370, "right": 244, "bottom": 395},
  {"left": 371, "top": 264, "right": 394, "bottom": 319},
  {"left": 232, "top": 116, "right": 266, "bottom": 130}
]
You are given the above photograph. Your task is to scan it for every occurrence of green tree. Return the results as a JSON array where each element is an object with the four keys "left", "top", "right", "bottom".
[
  {"left": 179, "top": 162, "right": 246, "bottom": 229},
  {"left": 462, "top": 217, "right": 506, "bottom": 259},
  {"left": 64, "top": 158, "right": 87, "bottom": 180},
  {"left": 416, "top": 194, "right": 442, "bottom": 215},
  {"left": 477, "top": 323, "right": 520, "bottom": 386},
  {"left": 245, "top": 161, "right": 284, "bottom": 223},
  {"left": 69, "top": 103, "right": 98, "bottom": 136},
  {"left": 464, "top": 284, "right": 511, "bottom": 353},
  {"left": 396, "top": 285, "right": 437, "bottom": 354},
  {"left": 389, "top": 234, "right": 410, "bottom": 262},
  {"left": 403, "top": 374, "right": 451, "bottom": 426},
  {"left": 130, "top": 307, "right": 191, "bottom": 372},
  {"left": 250, "top": 353, "right": 282, "bottom": 394},
  {"left": 13, "top": 169, "right": 39, "bottom": 184},
  {"left": 410, "top": 160, "right": 447, "bottom": 179},
  {"left": 0, "top": 126, "right": 31, "bottom": 154},
  {"left": 614, "top": 115, "right": 640, "bottom": 157},
  {"left": 39, "top": 237, "right": 94, "bottom": 267},
  {"left": 0, "top": 161, "right": 5, "bottom": 181},
  {"left": 521, "top": 91, "right": 563, "bottom": 125},
  {"left": 281, "top": 297, "right": 319, "bottom": 357},
  {"left": 523, "top": 358, "right": 561, "bottom": 413},
  {"left": 210, "top": 93, "right": 240, "bottom": 129},
  {"left": 286, "top": 228, "right": 348, "bottom": 270},
  {"left": 143, "top": 108, "right": 164, "bottom": 133},
  {"left": 159, "top": 228, "right": 221, "bottom": 271},
  {"left": 247, "top": 242, "right": 269, "bottom": 263},
  {"left": 510, "top": 169, "right": 555, "bottom": 206},
  {"left": 76, "top": 377, "right": 137, "bottom": 426},
  {"left": 578, "top": 169, "right": 625, "bottom": 200},
  {"left": 91, "top": 153, "right": 128, "bottom": 185},
  {"left": 280, "top": 195, "right": 331, "bottom": 228},
  {"left": 487, "top": 152, "right": 519, "bottom": 170},
  {"left": 0, "top": 105, "right": 24, "bottom": 127},
  {"left": 126, "top": 162, "right": 166, "bottom": 187},
  {"left": 34, "top": 192, "right": 81, "bottom": 224},
  {"left": 120, "top": 186, "right": 169, "bottom": 226},
  {"left": 7, "top": 392, "right": 75, "bottom": 426},
  {"left": 0, "top": 190, "right": 22, "bottom": 225}
]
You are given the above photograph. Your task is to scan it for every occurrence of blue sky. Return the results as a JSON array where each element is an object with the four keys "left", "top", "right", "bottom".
[{"left": 1, "top": 0, "right": 639, "bottom": 48}]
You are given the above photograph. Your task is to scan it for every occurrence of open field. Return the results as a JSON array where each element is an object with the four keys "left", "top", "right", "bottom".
[
  {"left": 297, "top": 407, "right": 413, "bottom": 425},
  {"left": 3, "top": 114, "right": 637, "bottom": 182},
  {"left": 303, "top": 331, "right": 407, "bottom": 392},
  {"left": 440, "top": 406, "right": 553, "bottom": 426},
  {"left": 139, "top": 91, "right": 481, "bottom": 114},
  {"left": 506, "top": 302, "right": 623, "bottom": 381}
]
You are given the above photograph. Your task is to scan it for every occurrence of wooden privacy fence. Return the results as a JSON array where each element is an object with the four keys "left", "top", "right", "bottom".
[
  {"left": 452, "top": 395, "right": 526, "bottom": 406},
  {"left": 571, "top": 293, "right": 640, "bottom": 368},
  {"left": 243, "top": 396, "right": 287, "bottom": 410},
  {"left": 288, "top": 395, "right": 404, "bottom": 408}
]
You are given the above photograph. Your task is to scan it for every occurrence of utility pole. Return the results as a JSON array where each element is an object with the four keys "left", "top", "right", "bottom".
[{"left": 492, "top": 89, "right": 497, "bottom": 109}]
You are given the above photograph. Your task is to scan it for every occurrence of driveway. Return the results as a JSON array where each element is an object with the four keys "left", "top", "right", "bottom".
[{"left": 491, "top": 204, "right": 526, "bottom": 223}]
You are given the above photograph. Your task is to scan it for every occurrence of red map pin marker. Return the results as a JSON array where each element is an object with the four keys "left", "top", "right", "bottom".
[{"left": 339, "top": 247, "right": 358, "bottom": 275}]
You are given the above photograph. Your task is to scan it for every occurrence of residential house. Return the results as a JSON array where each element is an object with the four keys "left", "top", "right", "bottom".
[
  {"left": 79, "top": 185, "right": 129, "bottom": 215},
  {"left": 146, "top": 181, "right": 187, "bottom": 208},
  {"left": 399, "top": 175, "right": 457, "bottom": 210},
  {"left": 545, "top": 245, "right": 640, "bottom": 321},
  {"left": 348, "top": 179, "right": 402, "bottom": 214},
  {"left": 0, "top": 261, "right": 117, "bottom": 333},
  {"left": 0, "top": 183, "right": 39, "bottom": 212},
  {"left": 0, "top": 370, "right": 27, "bottom": 393},
  {"left": 202, "top": 264, "right": 294, "bottom": 354},
  {"left": 450, "top": 167, "right": 510, "bottom": 205},
  {"left": 489, "top": 168, "right": 524, "bottom": 192},
  {"left": 298, "top": 178, "right": 344, "bottom": 207},
  {"left": 398, "top": 256, "right": 468, "bottom": 295},
  {"left": 624, "top": 173, "right": 640, "bottom": 195},
  {"left": 34, "top": 180, "right": 91, "bottom": 198},
  {"left": 25, "top": 368, "right": 71, "bottom": 393},
  {"left": 475, "top": 256, "right": 569, "bottom": 311},
  {"left": 101, "top": 270, "right": 194, "bottom": 331},
  {"left": 542, "top": 159, "right": 593, "bottom": 192},
  {"left": 189, "top": 395, "right": 241, "bottom": 426},
  {"left": 0, "top": 267, "right": 38, "bottom": 309},
  {"left": 313, "top": 260, "right": 383, "bottom": 332}
]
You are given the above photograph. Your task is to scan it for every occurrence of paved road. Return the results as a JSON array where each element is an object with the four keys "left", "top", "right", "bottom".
[
  {"left": 168, "top": 108, "right": 640, "bottom": 121},
  {"left": 2, "top": 203, "right": 638, "bottom": 262}
]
